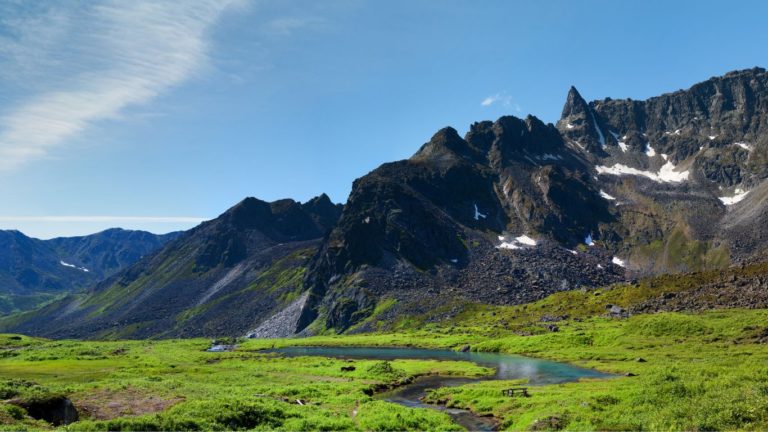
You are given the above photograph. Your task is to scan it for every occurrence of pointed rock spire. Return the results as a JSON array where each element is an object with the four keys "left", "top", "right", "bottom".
[
  {"left": 557, "top": 86, "right": 611, "bottom": 154},
  {"left": 561, "top": 86, "right": 590, "bottom": 119}
]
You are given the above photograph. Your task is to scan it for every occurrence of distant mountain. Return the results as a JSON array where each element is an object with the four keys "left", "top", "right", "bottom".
[
  {"left": 47, "top": 228, "right": 179, "bottom": 280},
  {"left": 7, "top": 67, "right": 768, "bottom": 340},
  {"left": 2, "top": 195, "right": 342, "bottom": 339},
  {"left": 0, "top": 229, "right": 179, "bottom": 314}
]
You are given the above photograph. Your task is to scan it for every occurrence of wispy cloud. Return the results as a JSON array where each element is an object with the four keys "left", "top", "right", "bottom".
[
  {"left": 0, "top": 216, "right": 208, "bottom": 223},
  {"left": 480, "top": 92, "right": 521, "bottom": 112},
  {"left": 0, "top": 1, "right": 242, "bottom": 170}
]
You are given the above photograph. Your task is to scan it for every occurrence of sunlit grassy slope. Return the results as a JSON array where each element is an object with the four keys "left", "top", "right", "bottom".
[{"left": 3, "top": 263, "right": 768, "bottom": 430}]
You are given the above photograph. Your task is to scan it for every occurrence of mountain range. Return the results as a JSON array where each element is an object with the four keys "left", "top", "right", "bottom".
[
  {"left": 0, "top": 229, "right": 178, "bottom": 315},
  {"left": 4, "top": 67, "right": 768, "bottom": 339}
]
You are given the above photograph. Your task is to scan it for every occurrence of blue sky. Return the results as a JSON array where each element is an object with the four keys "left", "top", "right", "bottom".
[{"left": 0, "top": 0, "right": 766, "bottom": 239}]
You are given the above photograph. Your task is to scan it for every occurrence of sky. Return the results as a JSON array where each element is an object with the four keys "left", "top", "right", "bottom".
[{"left": 0, "top": 0, "right": 766, "bottom": 239}]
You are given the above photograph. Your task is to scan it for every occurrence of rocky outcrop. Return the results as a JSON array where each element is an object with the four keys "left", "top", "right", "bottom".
[
  {"left": 298, "top": 67, "right": 768, "bottom": 334},
  {"left": 299, "top": 114, "right": 625, "bottom": 333}
]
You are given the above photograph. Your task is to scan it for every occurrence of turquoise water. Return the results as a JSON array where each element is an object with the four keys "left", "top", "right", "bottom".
[
  {"left": 267, "top": 346, "right": 608, "bottom": 383},
  {"left": 266, "top": 346, "right": 610, "bottom": 431}
]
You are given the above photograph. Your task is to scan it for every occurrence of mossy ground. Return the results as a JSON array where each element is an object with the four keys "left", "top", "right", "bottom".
[
  {"left": 3, "top": 270, "right": 768, "bottom": 430},
  {"left": 0, "top": 335, "right": 488, "bottom": 431}
]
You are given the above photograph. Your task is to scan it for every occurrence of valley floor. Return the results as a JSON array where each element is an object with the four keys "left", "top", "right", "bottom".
[{"left": 3, "top": 282, "right": 768, "bottom": 431}]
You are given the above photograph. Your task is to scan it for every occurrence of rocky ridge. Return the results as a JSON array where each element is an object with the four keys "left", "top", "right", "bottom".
[{"left": 6, "top": 68, "right": 768, "bottom": 339}]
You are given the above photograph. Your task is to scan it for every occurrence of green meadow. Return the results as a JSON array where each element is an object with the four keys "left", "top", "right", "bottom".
[{"left": 3, "top": 276, "right": 768, "bottom": 431}]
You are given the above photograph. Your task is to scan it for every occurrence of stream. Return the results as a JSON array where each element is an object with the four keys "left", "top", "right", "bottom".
[{"left": 265, "top": 346, "right": 610, "bottom": 431}]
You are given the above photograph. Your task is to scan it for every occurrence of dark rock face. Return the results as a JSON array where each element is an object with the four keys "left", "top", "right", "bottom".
[
  {"left": 300, "top": 114, "right": 624, "bottom": 333},
  {"left": 298, "top": 67, "right": 768, "bottom": 334},
  {"left": 559, "top": 86, "right": 612, "bottom": 154}
]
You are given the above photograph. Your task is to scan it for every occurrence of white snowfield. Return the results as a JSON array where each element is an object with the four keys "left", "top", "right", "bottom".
[
  {"left": 719, "top": 188, "right": 749, "bottom": 205},
  {"left": 497, "top": 234, "right": 537, "bottom": 250},
  {"left": 596, "top": 161, "right": 689, "bottom": 183},
  {"left": 60, "top": 260, "right": 89, "bottom": 272},
  {"left": 612, "top": 256, "right": 626, "bottom": 267},
  {"left": 645, "top": 144, "right": 657, "bottom": 157},
  {"left": 599, "top": 190, "right": 616, "bottom": 200}
]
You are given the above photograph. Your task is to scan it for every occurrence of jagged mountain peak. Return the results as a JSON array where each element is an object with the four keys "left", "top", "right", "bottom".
[
  {"left": 11, "top": 66, "right": 768, "bottom": 341},
  {"left": 557, "top": 86, "right": 613, "bottom": 154},
  {"left": 305, "top": 193, "right": 332, "bottom": 206},
  {"left": 561, "top": 86, "right": 590, "bottom": 118},
  {"left": 414, "top": 115, "right": 572, "bottom": 170},
  {"left": 411, "top": 126, "right": 481, "bottom": 164},
  {"left": 301, "top": 194, "right": 344, "bottom": 231},
  {"left": 211, "top": 195, "right": 341, "bottom": 244}
]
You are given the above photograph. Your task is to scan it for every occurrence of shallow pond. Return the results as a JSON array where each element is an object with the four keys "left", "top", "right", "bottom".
[{"left": 266, "top": 346, "right": 610, "bottom": 431}]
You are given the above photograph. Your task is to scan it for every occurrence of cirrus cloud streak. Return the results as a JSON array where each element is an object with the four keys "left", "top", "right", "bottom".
[{"left": 0, "top": 0, "right": 242, "bottom": 170}]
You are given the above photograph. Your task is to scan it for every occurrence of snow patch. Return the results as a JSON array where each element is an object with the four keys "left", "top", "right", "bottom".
[
  {"left": 674, "top": 129, "right": 681, "bottom": 135},
  {"left": 708, "top": 135, "right": 717, "bottom": 140},
  {"left": 568, "top": 249, "right": 578, "bottom": 255},
  {"left": 60, "top": 261, "right": 89, "bottom": 273},
  {"left": 734, "top": 142, "right": 752, "bottom": 151},
  {"left": 473, "top": 203, "right": 487, "bottom": 220},
  {"left": 661, "top": 153, "right": 668, "bottom": 161},
  {"left": 566, "top": 123, "right": 575, "bottom": 129},
  {"left": 497, "top": 234, "right": 537, "bottom": 250},
  {"left": 612, "top": 256, "right": 626, "bottom": 267},
  {"left": 450, "top": 258, "right": 459, "bottom": 264},
  {"left": 584, "top": 234, "right": 595, "bottom": 246},
  {"left": 658, "top": 161, "right": 690, "bottom": 182},
  {"left": 645, "top": 144, "right": 657, "bottom": 157},
  {"left": 596, "top": 161, "right": 689, "bottom": 183},
  {"left": 599, "top": 190, "right": 616, "bottom": 200},
  {"left": 618, "top": 141, "right": 628, "bottom": 152},
  {"left": 719, "top": 188, "right": 749, "bottom": 205},
  {"left": 540, "top": 153, "right": 562, "bottom": 161},
  {"left": 515, "top": 235, "right": 537, "bottom": 246},
  {"left": 590, "top": 111, "right": 606, "bottom": 148}
]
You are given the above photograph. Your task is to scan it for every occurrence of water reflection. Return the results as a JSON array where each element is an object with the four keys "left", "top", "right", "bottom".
[
  {"left": 267, "top": 346, "right": 608, "bottom": 383},
  {"left": 266, "top": 346, "right": 610, "bottom": 431}
]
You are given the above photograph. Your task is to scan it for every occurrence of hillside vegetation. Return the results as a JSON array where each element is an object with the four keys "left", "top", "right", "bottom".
[{"left": 3, "top": 261, "right": 768, "bottom": 430}]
